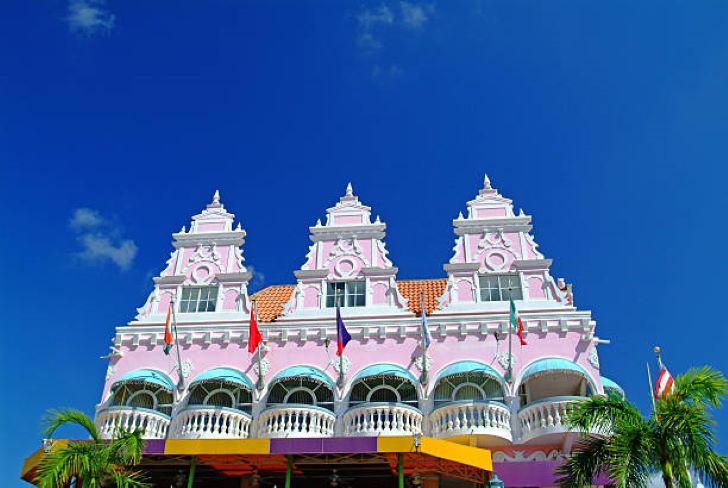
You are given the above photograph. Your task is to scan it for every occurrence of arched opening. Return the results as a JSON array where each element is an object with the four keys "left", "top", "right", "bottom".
[
  {"left": 517, "top": 358, "right": 596, "bottom": 407},
  {"left": 266, "top": 367, "right": 335, "bottom": 411},
  {"left": 432, "top": 361, "right": 506, "bottom": 407},
  {"left": 186, "top": 368, "right": 254, "bottom": 413},
  {"left": 349, "top": 365, "right": 419, "bottom": 408}
]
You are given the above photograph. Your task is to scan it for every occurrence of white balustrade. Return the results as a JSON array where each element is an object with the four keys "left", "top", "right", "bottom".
[
  {"left": 95, "top": 407, "right": 170, "bottom": 439},
  {"left": 518, "top": 396, "right": 583, "bottom": 442},
  {"left": 169, "top": 406, "right": 252, "bottom": 439},
  {"left": 430, "top": 401, "right": 512, "bottom": 441},
  {"left": 343, "top": 403, "right": 423, "bottom": 436},
  {"left": 256, "top": 405, "right": 336, "bottom": 438}
]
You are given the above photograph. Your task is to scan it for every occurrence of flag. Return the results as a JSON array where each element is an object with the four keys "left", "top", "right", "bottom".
[
  {"left": 420, "top": 294, "right": 431, "bottom": 349},
  {"left": 655, "top": 367, "right": 675, "bottom": 399},
  {"left": 248, "top": 306, "right": 262, "bottom": 354},
  {"left": 336, "top": 304, "right": 351, "bottom": 356},
  {"left": 163, "top": 306, "right": 173, "bottom": 355},
  {"left": 510, "top": 298, "right": 527, "bottom": 346}
]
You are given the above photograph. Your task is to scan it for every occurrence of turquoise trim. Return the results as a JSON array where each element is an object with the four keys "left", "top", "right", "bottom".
[
  {"left": 521, "top": 358, "right": 590, "bottom": 380},
  {"left": 600, "top": 376, "right": 624, "bottom": 392},
  {"left": 190, "top": 368, "right": 252, "bottom": 389},
  {"left": 435, "top": 360, "right": 504, "bottom": 383},
  {"left": 270, "top": 366, "right": 335, "bottom": 388},
  {"left": 351, "top": 364, "right": 418, "bottom": 384},
  {"left": 114, "top": 369, "right": 174, "bottom": 390}
]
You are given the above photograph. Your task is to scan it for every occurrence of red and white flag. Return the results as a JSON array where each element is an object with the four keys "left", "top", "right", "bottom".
[
  {"left": 654, "top": 367, "right": 675, "bottom": 399},
  {"left": 163, "top": 306, "right": 173, "bottom": 355}
]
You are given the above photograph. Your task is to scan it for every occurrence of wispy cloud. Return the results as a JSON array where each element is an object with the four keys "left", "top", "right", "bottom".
[
  {"left": 247, "top": 265, "right": 266, "bottom": 290},
  {"left": 66, "top": 0, "right": 115, "bottom": 35},
  {"left": 356, "top": 2, "right": 434, "bottom": 52},
  {"left": 69, "top": 208, "right": 137, "bottom": 270}
]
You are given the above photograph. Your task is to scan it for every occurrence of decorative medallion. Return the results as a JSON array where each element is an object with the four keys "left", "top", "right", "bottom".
[
  {"left": 496, "top": 352, "right": 516, "bottom": 371},
  {"left": 330, "top": 355, "right": 351, "bottom": 374},
  {"left": 253, "top": 358, "right": 271, "bottom": 376},
  {"left": 414, "top": 354, "right": 433, "bottom": 372},
  {"left": 174, "top": 359, "right": 194, "bottom": 379},
  {"left": 588, "top": 347, "right": 600, "bottom": 369}
]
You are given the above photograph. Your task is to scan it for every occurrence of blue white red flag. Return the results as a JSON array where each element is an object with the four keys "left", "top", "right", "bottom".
[
  {"left": 336, "top": 304, "right": 351, "bottom": 356},
  {"left": 421, "top": 294, "right": 432, "bottom": 349}
]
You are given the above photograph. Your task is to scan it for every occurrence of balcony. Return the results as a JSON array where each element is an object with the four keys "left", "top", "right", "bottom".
[
  {"left": 256, "top": 405, "right": 336, "bottom": 438},
  {"left": 169, "top": 406, "right": 252, "bottom": 439},
  {"left": 96, "top": 406, "right": 170, "bottom": 439},
  {"left": 343, "top": 402, "right": 423, "bottom": 436},
  {"left": 517, "top": 396, "right": 584, "bottom": 443},
  {"left": 430, "top": 400, "right": 512, "bottom": 444}
]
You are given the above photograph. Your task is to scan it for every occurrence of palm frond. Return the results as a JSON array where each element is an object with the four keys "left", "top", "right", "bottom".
[
  {"left": 105, "top": 465, "right": 150, "bottom": 488},
  {"left": 605, "top": 418, "right": 655, "bottom": 488},
  {"left": 672, "top": 366, "right": 727, "bottom": 409},
  {"left": 564, "top": 394, "right": 644, "bottom": 434},
  {"left": 108, "top": 429, "right": 146, "bottom": 466},
  {"left": 43, "top": 409, "right": 100, "bottom": 442},
  {"left": 34, "top": 441, "right": 97, "bottom": 488},
  {"left": 693, "top": 451, "right": 728, "bottom": 488},
  {"left": 556, "top": 435, "right": 610, "bottom": 487}
]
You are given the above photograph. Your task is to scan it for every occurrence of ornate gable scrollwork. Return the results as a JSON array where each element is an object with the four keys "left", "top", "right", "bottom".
[
  {"left": 324, "top": 238, "right": 370, "bottom": 267},
  {"left": 478, "top": 230, "right": 512, "bottom": 251},
  {"left": 184, "top": 244, "right": 223, "bottom": 273}
]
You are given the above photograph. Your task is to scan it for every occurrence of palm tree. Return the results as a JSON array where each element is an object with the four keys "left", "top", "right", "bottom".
[
  {"left": 34, "top": 409, "right": 149, "bottom": 488},
  {"left": 557, "top": 366, "right": 728, "bottom": 488}
]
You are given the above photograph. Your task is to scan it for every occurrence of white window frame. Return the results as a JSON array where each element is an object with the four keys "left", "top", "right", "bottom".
[
  {"left": 325, "top": 281, "right": 365, "bottom": 308},
  {"left": 478, "top": 273, "right": 523, "bottom": 302},
  {"left": 203, "top": 388, "right": 236, "bottom": 407},
  {"left": 126, "top": 390, "right": 158, "bottom": 409},
  {"left": 452, "top": 383, "right": 486, "bottom": 401},
  {"left": 366, "top": 385, "right": 401, "bottom": 403},
  {"left": 179, "top": 286, "right": 219, "bottom": 313}
]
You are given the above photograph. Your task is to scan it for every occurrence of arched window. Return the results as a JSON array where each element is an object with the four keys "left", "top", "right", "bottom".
[
  {"left": 112, "top": 383, "right": 173, "bottom": 416},
  {"left": 349, "top": 367, "right": 419, "bottom": 408},
  {"left": 187, "top": 381, "right": 252, "bottom": 413},
  {"left": 267, "top": 374, "right": 335, "bottom": 411},
  {"left": 432, "top": 361, "right": 506, "bottom": 407}
]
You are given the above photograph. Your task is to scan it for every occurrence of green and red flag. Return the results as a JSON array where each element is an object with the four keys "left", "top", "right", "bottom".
[
  {"left": 510, "top": 298, "right": 527, "bottom": 346},
  {"left": 163, "top": 306, "right": 173, "bottom": 355}
]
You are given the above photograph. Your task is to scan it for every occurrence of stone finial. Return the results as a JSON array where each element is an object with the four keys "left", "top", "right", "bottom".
[
  {"left": 518, "top": 208, "right": 525, "bottom": 216},
  {"left": 235, "top": 222, "right": 242, "bottom": 231},
  {"left": 374, "top": 215, "right": 381, "bottom": 224},
  {"left": 345, "top": 182, "right": 353, "bottom": 197},
  {"left": 483, "top": 174, "right": 492, "bottom": 190},
  {"left": 315, "top": 219, "right": 322, "bottom": 227},
  {"left": 457, "top": 211, "right": 464, "bottom": 220},
  {"left": 180, "top": 225, "right": 186, "bottom": 233},
  {"left": 213, "top": 190, "right": 221, "bottom": 205}
]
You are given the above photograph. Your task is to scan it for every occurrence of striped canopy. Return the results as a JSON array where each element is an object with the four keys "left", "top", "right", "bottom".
[
  {"left": 434, "top": 360, "right": 504, "bottom": 382},
  {"left": 351, "top": 363, "right": 418, "bottom": 384},
  {"left": 521, "top": 358, "right": 590, "bottom": 381}
]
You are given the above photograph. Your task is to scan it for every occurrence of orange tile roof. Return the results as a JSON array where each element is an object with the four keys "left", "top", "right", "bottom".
[
  {"left": 250, "top": 279, "right": 447, "bottom": 322},
  {"left": 250, "top": 285, "right": 295, "bottom": 322},
  {"left": 398, "top": 279, "right": 448, "bottom": 316}
]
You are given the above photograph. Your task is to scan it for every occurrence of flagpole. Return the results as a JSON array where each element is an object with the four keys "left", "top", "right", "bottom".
[
  {"left": 646, "top": 362, "right": 657, "bottom": 416},
  {"left": 336, "top": 291, "right": 345, "bottom": 389},
  {"left": 253, "top": 299, "right": 265, "bottom": 391},
  {"left": 170, "top": 297, "right": 185, "bottom": 391},
  {"left": 419, "top": 290, "right": 428, "bottom": 386},
  {"left": 505, "top": 289, "right": 513, "bottom": 383}
]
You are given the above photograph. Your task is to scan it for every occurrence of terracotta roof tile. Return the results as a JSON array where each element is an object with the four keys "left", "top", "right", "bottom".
[
  {"left": 250, "top": 285, "right": 295, "bottom": 322},
  {"left": 250, "top": 279, "right": 447, "bottom": 322},
  {"left": 398, "top": 279, "right": 448, "bottom": 316}
]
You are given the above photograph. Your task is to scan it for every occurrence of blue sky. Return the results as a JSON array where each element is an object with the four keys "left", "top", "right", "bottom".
[{"left": 2, "top": 1, "right": 728, "bottom": 485}]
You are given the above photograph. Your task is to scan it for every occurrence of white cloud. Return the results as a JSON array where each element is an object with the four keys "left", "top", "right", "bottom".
[
  {"left": 69, "top": 207, "right": 104, "bottom": 230},
  {"left": 66, "top": 0, "right": 115, "bottom": 34},
  {"left": 355, "top": 2, "right": 434, "bottom": 61},
  {"left": 69, "top": 208, "right": 137, "bottom": 271},
  {"left": 400, "top": 2, "right": 432, "bottom": 29}
]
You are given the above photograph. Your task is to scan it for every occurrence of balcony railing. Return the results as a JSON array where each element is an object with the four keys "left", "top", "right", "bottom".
[
  {"left": 343, "top": 402, "right": 423, "bottom": 436},
  {"left": 169, "top": 406, "right": 252, "bottom": 439},
  {"left": 256, "top": 404, "right": 336, "bottom": 438},
  {"left": 430, "top": 400, "right": 512, "bottom": 442},
  {"left": 518, "top": 396, "right": 585, "bottom": 443},
  {"left": 96, "top": 406, "right": 170, "bottom": 439}
]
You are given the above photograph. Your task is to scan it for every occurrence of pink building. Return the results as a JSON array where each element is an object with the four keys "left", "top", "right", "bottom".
[{"left": 96, "top": 178, "right": 621, "bottom": 487}]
